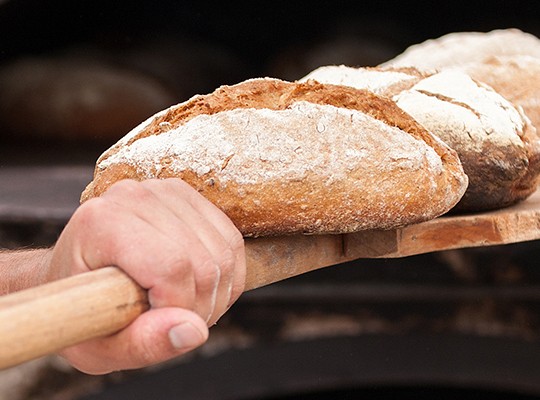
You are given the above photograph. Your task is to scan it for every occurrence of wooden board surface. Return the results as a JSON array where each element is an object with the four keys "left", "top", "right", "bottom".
[{"left": 245, "top": 189, "right": 540, "bottom": 289}]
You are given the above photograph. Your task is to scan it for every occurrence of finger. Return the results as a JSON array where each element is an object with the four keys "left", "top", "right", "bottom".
[
  {"left": 68, "top": 197, "right": 198, "bottom": 310},
  {"left": 171, "top": 179, "right": 245, "bottom": 250},
  {"left": 101, "top": 180, "right": 223, "bottom": 317},
  {"left": 226, "top": 229, "right": 247, "bottom": 306},
  {"left": 141, "top": 179, "right": 233, "bottom": 261},
  {"left": 60, "top": 308, "right": 208, "bottom": 375},
  {"left": 171, "top": 179, "right": 247, "bottom": 305},
  {"left": 142, "top": 179, "right": 246, "bottom": 323}
]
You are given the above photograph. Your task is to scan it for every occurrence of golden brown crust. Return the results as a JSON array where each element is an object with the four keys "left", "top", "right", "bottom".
[
  {"left": 381, "top": 29, "right": 540, "bottom": 70},
  {"left": 454, "top": 56, "right": 540, "bottom": 209},
  {"left": 82, "top": 78, "right": 467, "bottom": 237},
  {"left": 378, "top": 30, "right": 540, "bottom": 211},
  {"left": 451, "top": 143, "right": 536, "bottom": 211},
  {"left": 100, "top": 78, "right": 445, "bottom": 161},
  {"left": 380, "top": 67, "right": 540, "bottom": 211}
]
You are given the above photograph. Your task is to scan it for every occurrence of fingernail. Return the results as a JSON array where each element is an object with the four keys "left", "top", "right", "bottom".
[{"left": 168, "top": 322, "right": 205, "bottom": 350}]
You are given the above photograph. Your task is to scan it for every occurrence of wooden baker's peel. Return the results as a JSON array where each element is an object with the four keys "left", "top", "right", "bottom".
[{"left": 1, "top": 189, "right": 540, "bottom": 369}]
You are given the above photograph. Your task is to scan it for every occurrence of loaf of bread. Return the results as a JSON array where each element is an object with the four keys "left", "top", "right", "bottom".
[
  {"left": 301, "top": 65, "right": 540, "bottom": 211},
  {"left": 380, "top": 28, "right": 540, "bottom": 71},
  {"left": 380, "top": 29, "right": 540, "bottom": 131},
  {"left": 81, "top": 78, "right": 467, "bottom": 237},
  {"left": 449, "top": 55, "right": 540, "bottom": 132}
]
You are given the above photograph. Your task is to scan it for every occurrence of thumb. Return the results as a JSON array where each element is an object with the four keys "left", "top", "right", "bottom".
[
  {"left": 168, "top": 317, "right": 209, "bottom": 351},
  {"left": 61, "top": 308, "right": 209, "bottom": 374}
]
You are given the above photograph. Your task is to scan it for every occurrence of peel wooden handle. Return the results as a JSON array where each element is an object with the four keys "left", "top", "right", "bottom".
[{"left": 0, "top": 267, "right": 148, "bottom": 370}]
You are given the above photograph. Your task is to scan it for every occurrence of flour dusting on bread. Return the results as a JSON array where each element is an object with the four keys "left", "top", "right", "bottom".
[
  {"left": 83, "top": 78, "right": 467, "bottom": 236},
  {"left": 99, "top": 101, "right": 444, "bottom": 186},
  {"left": 393, "top": 70, "right": 527, "bottom": 151},
  {"left": 301, "top": 65, "right": 422, "bottom": 95},
  {"left": 301, "top": 64, "right": 539, "bottom": 211}
]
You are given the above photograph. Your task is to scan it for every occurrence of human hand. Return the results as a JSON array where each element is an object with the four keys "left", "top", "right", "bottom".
[{"left": 47, "top": 178, "right": 246, "bottom": 374}]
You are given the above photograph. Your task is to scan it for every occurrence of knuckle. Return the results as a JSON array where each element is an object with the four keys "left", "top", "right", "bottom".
[
  {"left": 107, "top": 178, "right": 138, "bottom": 192},
  {"left": 71, "top": 197, "right": 112, "bottom": 229},
  {"left": 162, "top": 250, "right": 192, "bottom": 279},
  {"left": 196, "top": 258, "right": 220, "bottom": 292},
  {"left": 107, "top": 179, "right": 151, "bottom": 201}
]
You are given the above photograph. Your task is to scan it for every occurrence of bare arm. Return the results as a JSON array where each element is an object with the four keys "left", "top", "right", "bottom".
[{"left": 0, "top": 248, "right": 52, "bottom": 295}]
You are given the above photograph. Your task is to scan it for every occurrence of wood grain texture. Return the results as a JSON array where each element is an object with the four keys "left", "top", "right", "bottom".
[
  {"left": 0, "top": 267, "right": 148, "bottom": 369},
  {"left": 245, "top": 188, "right": 540, "bottom": 289},
  {"left": 1, "top": 189, "right": 540, "bottom": 369}
]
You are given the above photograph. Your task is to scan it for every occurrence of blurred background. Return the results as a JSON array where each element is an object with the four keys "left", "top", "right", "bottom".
[
  {"left": 2, "top": 0, "right": 540, "bottom": 156},
  {"left": 1, "top": 1, "right": 540, "bottom": 399}
]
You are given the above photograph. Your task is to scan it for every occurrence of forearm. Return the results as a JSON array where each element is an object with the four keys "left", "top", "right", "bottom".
[{"left": 0, "top": 248, "right": 53, "bottom": 295}]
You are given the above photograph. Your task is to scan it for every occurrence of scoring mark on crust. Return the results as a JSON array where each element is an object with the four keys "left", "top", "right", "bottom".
[{"left": 416, "top": 89, "right": 482, "bottom": 119}]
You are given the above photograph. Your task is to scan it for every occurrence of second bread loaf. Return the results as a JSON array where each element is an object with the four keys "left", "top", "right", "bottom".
[{"left": 301, "top": 65, "right": 540, "bottom": 211}]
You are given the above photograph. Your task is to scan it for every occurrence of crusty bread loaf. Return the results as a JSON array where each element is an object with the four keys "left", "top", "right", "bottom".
[
  {"left": 379, "top": 29, "right": 540, "bottom": 133},
  {"left": 301, "top": 65, "right": 540, "bottom": 211},
  {"left": 380, "top": 28, "right": 540, "bottom": 71},
  {"left": 451, "top": 55, "right": 540, "bottom": 131},
  {"left": 81, "top": 78, "right": 467, "bottom": 237}
]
